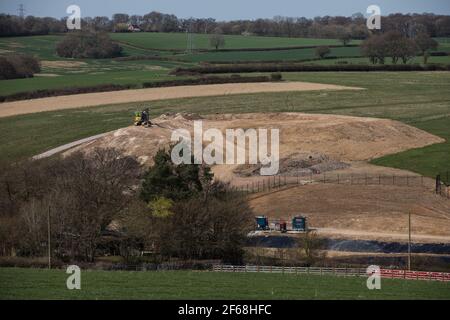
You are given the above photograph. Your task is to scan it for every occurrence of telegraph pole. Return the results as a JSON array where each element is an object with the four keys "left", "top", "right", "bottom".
[
  {"left": 47, "top": 205, "right": 51, "bottom": 269},
  {"left": 407, "top": 211, "right": 412, "bottom": 271},
  {"left": 186, "top": 20, "right": 194, "bottom": 54}
]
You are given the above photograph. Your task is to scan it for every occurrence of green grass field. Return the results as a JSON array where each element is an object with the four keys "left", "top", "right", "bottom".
[
  {"left": 0, "top": 268, "right": 448, "bottom": 299},
  {"left": 0, "top": 61, "right": 189, "bottom": 96},
  {"left": 1, "top": 34, "right": 449, "bottom": 96},
  {"left": 0, "top": 35, "right": 160, "bottom": 59},
  {"left": 179, "top": 46, "right": 362, "bottom": 62},
  {"left": 110, "top": 32, "right": 348, "bottom": 51},
  {"left": 1, "top": 72, "right": 449, "bottom": 178},
  {"left": 0, "top": 35, "right": 192, "bottom": 96}
]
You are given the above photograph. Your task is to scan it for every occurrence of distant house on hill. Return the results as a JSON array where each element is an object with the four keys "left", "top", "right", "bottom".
[{"left": 127, "top": 23, "right": 141, "bottom": 32}]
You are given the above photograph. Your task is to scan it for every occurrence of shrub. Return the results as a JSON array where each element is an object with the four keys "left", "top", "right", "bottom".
[
  {"left": 56, "top": 31, "right": 122, "bottom": 59},
  {"left": 0, "top": 54, "right": 40, "bottom": 80},
  {"left": 315, "top": 46, "right": 331, "bottom": 59},
  {"left": 270, "top": 73, "right": 283, "bottom": 81}
]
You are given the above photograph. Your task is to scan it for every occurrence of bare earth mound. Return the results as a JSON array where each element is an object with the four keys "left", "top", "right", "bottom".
[
  {"left": 67, "top": 112, "right": 443, "bottom": 179},
  {"left": 0, "top": 82, "right": 362, "bottom": 118}
]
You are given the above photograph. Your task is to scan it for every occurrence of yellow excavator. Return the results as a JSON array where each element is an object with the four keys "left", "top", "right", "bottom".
[{"left": 134, "top": 108, "right": 152, "bottom": 127}]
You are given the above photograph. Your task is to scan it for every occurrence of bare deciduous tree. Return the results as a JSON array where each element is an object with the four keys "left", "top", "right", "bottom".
[{"left": 209, "top": 32, "right": 225, "bottom": 50}]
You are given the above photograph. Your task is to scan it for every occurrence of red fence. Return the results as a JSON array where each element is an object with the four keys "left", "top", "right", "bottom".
[{"left": 380, "top": 269, "right": 450, "bottom": 282}]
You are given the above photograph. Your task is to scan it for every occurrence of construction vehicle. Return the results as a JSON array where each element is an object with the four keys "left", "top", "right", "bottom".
[{"left": 134, "top": 108, "right": 152, "bottom": 127}]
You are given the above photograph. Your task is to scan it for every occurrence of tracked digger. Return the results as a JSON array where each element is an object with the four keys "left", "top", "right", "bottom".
[{"left": 134, "top": 108, "right": 153, "bottom": 127}]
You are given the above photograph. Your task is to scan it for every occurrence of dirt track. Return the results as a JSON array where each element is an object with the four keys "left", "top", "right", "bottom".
[{"left": 0, "top": 82, "right": 362, "bottom": 118}]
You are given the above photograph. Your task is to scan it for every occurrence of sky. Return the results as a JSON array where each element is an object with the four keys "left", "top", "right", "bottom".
[{"left": 1, "top": 0, "right": 450, "bottom": 20}]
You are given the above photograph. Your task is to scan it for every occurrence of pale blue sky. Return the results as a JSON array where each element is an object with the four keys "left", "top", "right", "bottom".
[{"left": 1, "top": 0, "right": 450, "bottom": 20}]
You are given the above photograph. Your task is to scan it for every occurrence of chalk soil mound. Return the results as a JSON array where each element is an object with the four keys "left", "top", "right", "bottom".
[{"left": 67, "top": 112, "right": 444, "bottom": 181}]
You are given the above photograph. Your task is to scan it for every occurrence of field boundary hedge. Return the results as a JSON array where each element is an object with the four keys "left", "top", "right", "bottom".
[
  {"left": 196, "top": 44, "right": 359, "bottom": 53},
  {"left": 0, "top": 75, "right": 277, "bottom": 103},
  {"left": 197, "top": 55, "right": 366, "bottom": 65},
  {"left": 142, "top": 75, "right": 275, "bottom": 88},
  {"left": 173, "top": 63, "right": 450, "bottom": 75}
]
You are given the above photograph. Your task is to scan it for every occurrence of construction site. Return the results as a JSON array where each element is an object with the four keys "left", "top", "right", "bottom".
[{"left": 47, "top": 111, "right": 450, "bottom": 262}]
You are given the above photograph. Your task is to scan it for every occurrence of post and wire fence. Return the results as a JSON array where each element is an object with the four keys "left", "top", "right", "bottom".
[{"left": 227, "top": 172, "right": 443, "bottom": 196}]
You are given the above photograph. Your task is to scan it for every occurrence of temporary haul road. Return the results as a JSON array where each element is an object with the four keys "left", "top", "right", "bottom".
[{"left": 0, "top": 82, "right": 362, "bottom": 118}]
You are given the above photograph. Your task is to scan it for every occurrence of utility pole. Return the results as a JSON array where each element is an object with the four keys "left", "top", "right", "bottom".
[
  {"left": 47, "top": 205, "right": 51, "bottom": 269},
  {"left": 407, "top": 211, "right": 412, "bottom": 271},
  {"left": 18, "top": 4, "right": 25, "bottom": 18},
  {"left": 186, "top": 20, "right": 194, "bottom": 54}
]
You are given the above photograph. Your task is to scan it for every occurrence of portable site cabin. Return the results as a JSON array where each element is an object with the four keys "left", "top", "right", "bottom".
[
  {"left": 255, "top": 216, "right": 269, "bottom": 230},
  {"left": 292, "top": 216, "right": 307, "bottom": 231}
]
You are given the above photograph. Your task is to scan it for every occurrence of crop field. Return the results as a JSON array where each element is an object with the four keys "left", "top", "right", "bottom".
[
  {"left": 179, "top": 46, "right": 362, "bottom": 62},
  {"left": 0, "top": 35, "right": 192, "bottom": 96},
  {"left": 0, "top": 268, "right": 448, "bottom": 300}
]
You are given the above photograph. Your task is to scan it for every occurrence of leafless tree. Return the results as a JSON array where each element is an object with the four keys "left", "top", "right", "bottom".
[{"left": 209, "top": 32, "right": 225, "bottom": 50}]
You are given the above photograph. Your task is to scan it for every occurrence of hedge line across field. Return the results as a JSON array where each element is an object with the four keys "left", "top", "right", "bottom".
[
  {"left": 173, "top": 63, "right": 450, "bottom": 75},
  {"left": 114, "top": 41, "right": 358, "bottom": 54},
  {"left": 195, "top": 44, "right": 360, "bottom": 53},
  {"left": 0, "top": 75, "right": 278, "bottom": 103},
  {"left": 142, "top": 75, "right": 275, "bottom": 88}
]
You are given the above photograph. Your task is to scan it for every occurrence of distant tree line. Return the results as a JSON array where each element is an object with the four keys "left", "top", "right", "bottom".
[
  {"left": 0, "top": 14, "right": 66, "bottom": 36},
  {"left": 1, "top": 12, "right": 450, "bottom": 38}
]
